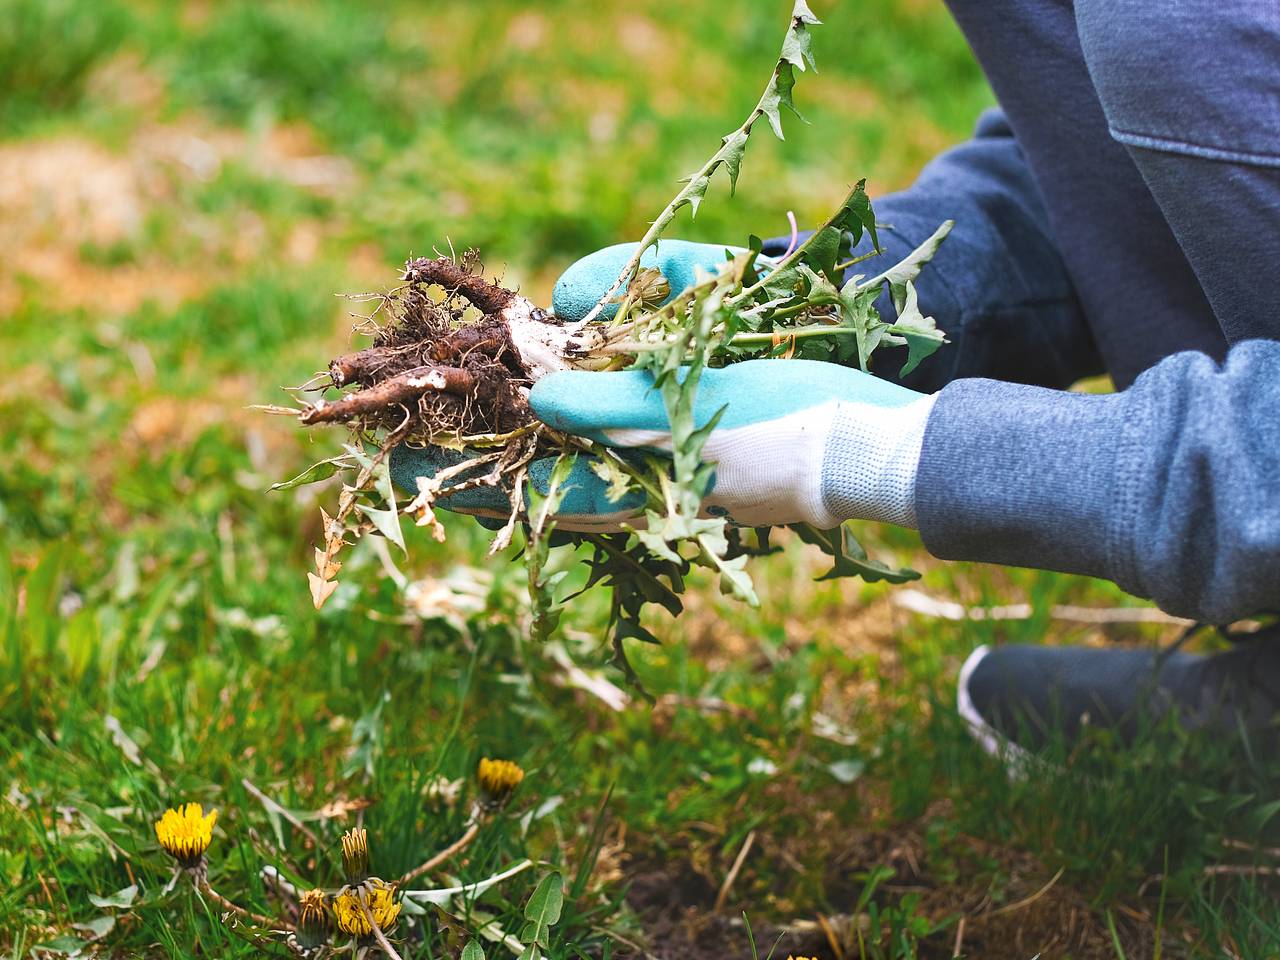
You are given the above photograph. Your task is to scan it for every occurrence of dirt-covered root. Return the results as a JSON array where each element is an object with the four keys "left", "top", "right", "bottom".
[
  {"left": 295, "top": 251, "right": 611, "bottom": 443},
  {"left": 401, "top": 256, "right": 516, "bottom": 314},
  {"left": 300, "top": 364, "right": 482, "bottom": 425}
]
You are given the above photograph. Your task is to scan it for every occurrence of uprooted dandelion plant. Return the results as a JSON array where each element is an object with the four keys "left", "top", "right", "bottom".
[{"left": 272, "top": 1, "right": 952, "bottom": 685}]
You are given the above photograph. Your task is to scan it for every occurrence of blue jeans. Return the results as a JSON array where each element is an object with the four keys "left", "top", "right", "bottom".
[{"left": 769, "top": 0, "right": 1280, "bottom": 392}]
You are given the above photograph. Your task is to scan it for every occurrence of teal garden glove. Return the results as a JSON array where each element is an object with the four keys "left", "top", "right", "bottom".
[{"left": 551, "top": 240, "right": 759, "bottom": 322}]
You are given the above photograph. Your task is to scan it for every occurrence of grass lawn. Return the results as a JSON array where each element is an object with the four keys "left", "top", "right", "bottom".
[{"left": 1, "top": 1, "right": 1277, "bottom": 957}]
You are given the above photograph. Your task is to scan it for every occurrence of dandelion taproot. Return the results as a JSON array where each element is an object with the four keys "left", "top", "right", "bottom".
[
  {"left": 154, "top": 803, "right": 217, "bottom": 867},
  {"left": 333, "top": 880, "right": 401, "bottom": 937},
  {"left": 296, "top": 888, "right": 331, "bottom": 949},
  {"left": 477, "top": 757, "right": 524, "bottom": 809}
]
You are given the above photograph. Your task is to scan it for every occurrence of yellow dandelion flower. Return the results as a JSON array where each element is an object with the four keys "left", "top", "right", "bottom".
[
  {"left": 154, "top": 803, "right": 217, "bottom": 867},
  {"left": 296, "top": 888, "right": 331, "bottom": 949},
  {"left": 333, "top": 881, "right": 401, "bottom": 937},
  {"left": 477, "top": 757, "right": 524, "bottom": 809},
  {"left": 341, "top": 826, "right": 370, "bottom": 881}
]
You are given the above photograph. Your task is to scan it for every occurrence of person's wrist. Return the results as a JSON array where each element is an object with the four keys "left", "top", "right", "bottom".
[{"left": 819, "top": 393, "right": 938, "bottom": 529}]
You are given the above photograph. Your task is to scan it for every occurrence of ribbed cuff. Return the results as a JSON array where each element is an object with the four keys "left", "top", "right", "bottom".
[
  {"left": 820, "top": 395, "right": 937, "bottom": 529},
  {"left": 914, "top": 379, "right": 1132, "bottom": 582}
]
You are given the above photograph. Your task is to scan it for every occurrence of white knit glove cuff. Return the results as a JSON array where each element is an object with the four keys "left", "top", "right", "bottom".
[{"left": 820, "top": 394, "right": 938, "bottom": 529}]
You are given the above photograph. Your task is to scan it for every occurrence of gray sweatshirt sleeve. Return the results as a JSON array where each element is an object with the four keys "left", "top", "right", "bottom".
[{"left": 914, "top": 340, "right": 1280, "bottom": 623}]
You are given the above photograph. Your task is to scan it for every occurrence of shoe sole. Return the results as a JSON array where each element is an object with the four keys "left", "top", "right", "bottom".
[{"left": 957, "top": 644, "right": 1034, "bottom": 776}]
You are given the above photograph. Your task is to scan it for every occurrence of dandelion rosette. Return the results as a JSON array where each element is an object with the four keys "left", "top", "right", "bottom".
[
  {"left": 477, "top": 757, "right": 524, "bottom": 810},
  {"left": 154, "top": 803, "right": 217, "bottom": 868},
  {"left": 341, "top": 826, "right": 370, "bottom": 882},
  {"left": 295, "top": 888, "right": 332, "bottom": 949},
  {"left": 333, "top": 880, "right": 401, "bottom": 938}
]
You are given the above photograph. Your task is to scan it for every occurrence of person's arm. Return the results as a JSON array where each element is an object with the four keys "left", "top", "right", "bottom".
[
  {"left": 763, "top": 109, "right": 1104, "bottom": 393},
  {"left": 915, "top": 339, "right": 1280, "bottom": 623}
]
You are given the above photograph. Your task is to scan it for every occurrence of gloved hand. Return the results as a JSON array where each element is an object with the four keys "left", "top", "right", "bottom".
[
  {"left": 530, "top": 359, "right": 935, "bottom": 529},
  {"left": 390, "top": 359, "right": 935, "bottom": 533},
  {"left": 552, "top": 240, "right": 760, "bottom": 322}
]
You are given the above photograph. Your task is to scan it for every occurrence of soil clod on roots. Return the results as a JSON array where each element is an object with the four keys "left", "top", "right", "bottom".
[{"left": 299, "top": 253, "right": 547, "bottom": 443}]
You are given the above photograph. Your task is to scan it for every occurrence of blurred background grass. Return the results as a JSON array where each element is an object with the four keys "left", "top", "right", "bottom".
[{"left": 1, "top": 1, "right": 1276, "bottom": 957}]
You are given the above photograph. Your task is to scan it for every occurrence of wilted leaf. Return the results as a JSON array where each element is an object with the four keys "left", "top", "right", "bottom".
[
  {"left": 88, "top": 885, "right": 137, "bottom": 909},
  {"left": 33, "top": 936, "right": 87, "bottom": 957},
  {"left": 354, "top": 504, "right": 406, "bottom": 554},
  {"left": 308, "top": 572, "right": 339, "bottom": 608},
  {"left": 72, "top": 916, "right": 115, "bottom": 940}
]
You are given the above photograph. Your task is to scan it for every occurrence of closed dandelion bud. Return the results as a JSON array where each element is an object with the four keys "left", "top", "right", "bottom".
[
  {"left": 340, "top": 827, "right": 370, "bottom": 882},
  {"left": 295, "top": 889, "right": 331, "bottom": 949},
  {"left": 628, "top": 267, "right": 670, "bottom": 309},
  {"left": 476, "top": 757, "right": 524, "bottom": 810},
  {"left": 154, "top": 803, "right": 217, "bottom": 868},
  {"left": 333, "top": 880, "right": 401, "bottom": 937}
]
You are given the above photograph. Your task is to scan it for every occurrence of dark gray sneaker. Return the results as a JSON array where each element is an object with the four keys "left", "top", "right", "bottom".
[{"left": 957, "top": 631, "right": 1280, "bottom": 761}]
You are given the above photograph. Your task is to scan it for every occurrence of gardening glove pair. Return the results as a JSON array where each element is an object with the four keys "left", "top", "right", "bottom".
[{"left": 390, "top": 241, "right": 937, "bottom": 532}]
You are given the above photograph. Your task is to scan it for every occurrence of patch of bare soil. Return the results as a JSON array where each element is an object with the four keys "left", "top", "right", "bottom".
[
  {"left": 614, "top": 816, "right": 1161, "bottom": 960},
  {"left": 0, "top": 87, "right": 355, "bottom": 316}
]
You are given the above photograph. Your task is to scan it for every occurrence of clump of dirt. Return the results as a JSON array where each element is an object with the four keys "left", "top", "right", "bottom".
[{"left": 299, "top": 254, "right": 537, "bottom": 442}]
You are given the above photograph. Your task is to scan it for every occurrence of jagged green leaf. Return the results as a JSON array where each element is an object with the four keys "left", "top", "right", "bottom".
[
  {"left": 269, "top": 456, "right": 348, "bottom": 492},
  {"left": 520, "top": 872, "right": 564, "bottom": 948},
  {"left": 803, "top": 226, "right": 846, "bottom": 284},
  {"left": 779, "top": 16, "right": 817, "bottom": 73},
  {"left": 791, "top": 524, "right": 920, "bottom": 584},
  {"left": 864, "top": 219, "right": 954, "bottom": 309},
  {"left": 888, "top": 280, "right": 947, "bottom": 376},
  {"left": 841, "top": 178, "right": 879, "bottom": 252},
  {"left": 838, "top": 277, "right": 886, "bottom": 371},
  {"left": 714, "top": 128, "right": 751, "bottom": 194}
]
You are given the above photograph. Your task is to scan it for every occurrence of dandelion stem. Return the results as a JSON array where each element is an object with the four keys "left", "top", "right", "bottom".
[
  {"left": 398, "top": 817, "right": 482, "bottom": 885},
  {"left": 729, "top": 323, "right": 857, "bottom": 346},
  {"left": 198, "top": 877, "right": 279, "bottom": 929},
  {"left": 569, "top": 6, "right": 812, "bottom": 330},
  {"left": 358, "top": 895, "right": 405, "bottom": 960}
]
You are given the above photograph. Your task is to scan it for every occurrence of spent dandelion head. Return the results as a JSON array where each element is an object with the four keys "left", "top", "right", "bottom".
[
  {"left": 333, "top": 880, "right": 400, "bottom": 938},
  {"left": 627, "top": 266, "right": 671, "bottom": 310},
  {"left": 154, "top": 802, "right": 217, "bottom": 868},
  {"left": 295, "top": 888, "right": 332, "bottom": 949},
  {"left": 476, "top": 757, "right": 524, "bottom": 810},
  {"left": 340, "top": 826, "right": 370, "bottom": 882}
]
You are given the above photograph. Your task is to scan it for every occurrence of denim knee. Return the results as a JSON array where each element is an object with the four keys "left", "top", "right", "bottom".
[{"left": 1075, "top": 0, "right": 1280, "bottom": 166}]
